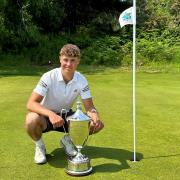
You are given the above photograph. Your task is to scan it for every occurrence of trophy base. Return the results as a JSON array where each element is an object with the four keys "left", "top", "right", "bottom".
[
  {"left": 65, "top": 167, "right": 92, "bottom": 176},
  {"left": 65, "top": 155, "right": 93, "bottom": 176}
]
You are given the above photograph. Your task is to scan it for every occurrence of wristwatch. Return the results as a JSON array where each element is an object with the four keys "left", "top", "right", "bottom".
[{"left": 90, "top": 108, "right": 97, "bottom": 113}]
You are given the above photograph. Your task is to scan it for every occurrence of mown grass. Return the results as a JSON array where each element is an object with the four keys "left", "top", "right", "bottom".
[{"left": 0, "top": 65, "right": 180, "bottom": 180}]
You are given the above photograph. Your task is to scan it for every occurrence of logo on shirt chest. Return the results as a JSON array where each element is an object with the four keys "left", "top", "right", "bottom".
[{"left": 73, "top": 89, "right": 78, "bottom": 93}]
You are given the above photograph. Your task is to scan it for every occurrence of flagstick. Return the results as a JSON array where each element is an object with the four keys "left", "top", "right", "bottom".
[
  {"left": 118, "top": 1, "right": 139, "bottom": 162},
  {"left": 132, "top": 0, "right": 137, "bottom": 162}
]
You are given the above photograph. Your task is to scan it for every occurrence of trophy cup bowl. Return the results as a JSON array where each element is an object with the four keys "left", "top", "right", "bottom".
[{"left": 65, "top": 102, "right": 93, "bottom": 176}]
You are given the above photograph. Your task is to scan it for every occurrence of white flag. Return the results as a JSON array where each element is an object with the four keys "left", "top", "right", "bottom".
[{"left": 119, "top": 7, "right": 135, "bottom": 28}]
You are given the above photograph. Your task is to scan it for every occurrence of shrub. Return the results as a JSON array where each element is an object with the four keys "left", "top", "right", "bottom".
[
  {"left": 137, "top": 39, "right": 175, "bottom": 61},
  {"left": 121, "top": 37, "right": 176, "bottom": 64},
  {"left": 81, "top": 36, "right": 124, "bottom": 66}
]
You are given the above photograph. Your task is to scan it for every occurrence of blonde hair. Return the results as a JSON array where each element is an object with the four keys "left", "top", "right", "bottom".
[{"left": 60, "top": 44, "right": 80, "bottom": 58}]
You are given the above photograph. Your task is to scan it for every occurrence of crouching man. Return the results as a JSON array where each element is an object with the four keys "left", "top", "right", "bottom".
[{"left": 25, "top": 44, "right": 104, "bottom": 164}]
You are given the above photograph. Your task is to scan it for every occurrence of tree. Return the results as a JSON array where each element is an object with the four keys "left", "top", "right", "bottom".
[{"left": 28, "top": 0, "right": 65, "bottom": 33}]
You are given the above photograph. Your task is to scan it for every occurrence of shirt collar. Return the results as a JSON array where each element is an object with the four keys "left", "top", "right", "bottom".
[{"left": 57, "top": 67, "right": 78, "bottom": 83}]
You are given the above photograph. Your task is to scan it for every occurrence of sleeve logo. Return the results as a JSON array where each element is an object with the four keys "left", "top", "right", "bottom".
[
  {"left": 82, "top": 85, "right": 89, "bottom": 92},
  {"left": 38, "top": 80, "right": 47, "bottom": 88}
]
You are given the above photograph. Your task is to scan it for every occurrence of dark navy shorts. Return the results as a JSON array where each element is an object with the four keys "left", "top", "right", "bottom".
[{"left": 42, "top": 110, "right": 74, "bottom": 133}]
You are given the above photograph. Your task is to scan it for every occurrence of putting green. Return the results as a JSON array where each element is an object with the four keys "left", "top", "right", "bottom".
[{"left": 0, "top": 69, "right": 180, "bottom": 180}]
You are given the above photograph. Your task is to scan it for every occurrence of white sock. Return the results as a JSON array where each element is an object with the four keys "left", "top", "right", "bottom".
[{"left": 35, "top": 138, "right": 44, "bottom": 147}]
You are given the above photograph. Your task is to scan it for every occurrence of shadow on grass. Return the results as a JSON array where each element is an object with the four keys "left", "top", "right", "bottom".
[
  {"left": 47, "top": 146, "right": 143, "bottom": 173},
  {"left": 143, "top": 154, "right": 180, "bottom": 159},
  {"left": 0, "top": 64, "right": 121, "bottom": 77},
  {"left": 0, "top": 65, "right": 54, "bottom": 77}
]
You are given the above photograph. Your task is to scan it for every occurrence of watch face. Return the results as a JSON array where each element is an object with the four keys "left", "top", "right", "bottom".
[{"left": 91, "top": 108, "right": 97, "bottom": 113}]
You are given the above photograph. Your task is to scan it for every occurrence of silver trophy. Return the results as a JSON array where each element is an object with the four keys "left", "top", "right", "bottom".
[{"left": 61, "top": 102, "right": 92, "bottom": 176}]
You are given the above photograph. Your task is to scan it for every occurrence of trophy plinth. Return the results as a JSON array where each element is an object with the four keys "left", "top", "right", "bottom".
[
  {"left": 65, "top": 149, "right": 92, "bottom": 176},
  {"left": 65, "top": 102, "right": 92, "bottom": 176}
]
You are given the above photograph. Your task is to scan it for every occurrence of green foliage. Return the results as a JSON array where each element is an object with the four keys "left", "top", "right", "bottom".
[
  {"left": 88, "top": 12, "right": 119, "bottom": 36},
  {"left": 137, "top": 39, "right": 175, "bottom": 62},
  {"left": 139, "top": 0, "right": 179, "bottom": 37},
  {"left": 26, "top": 34, "right": 67, "bottom": 65},
  {"left": 0, "top": 15, "right": 7, "bottom": 52},
  {"left": 1, "top": 0, "right": 41, "bottom": 52},
  {"left": 82, "top": 36, "right": 123, "bottom": 66},
  {"left": 121, "top": 37, "right": 176, "bottom": 65},
  {"left": 29, "top": 0, "right": 65, "bottom": 33},
  {"left": 65, "top": 26, "right": 93, "bottom": 49},
  {"left": 0, "top": 0, "right": 179, "bottom": 66}
]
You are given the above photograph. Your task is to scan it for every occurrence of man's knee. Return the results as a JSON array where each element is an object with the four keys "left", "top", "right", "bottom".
[{"left": 25, "top": 112, "right": 42, "bottom": 129}]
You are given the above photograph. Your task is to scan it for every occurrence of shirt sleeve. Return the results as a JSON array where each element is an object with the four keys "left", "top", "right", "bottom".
[
  {"left": 80, "top": 76, "right": 92, "bottom": 99},
  {"left": 33, "top": 73, "right": 50, "bottom": 97}
]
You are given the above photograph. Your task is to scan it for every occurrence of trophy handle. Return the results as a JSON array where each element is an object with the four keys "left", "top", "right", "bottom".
[
  {"left": 82, "top": 121, "right": 96, "bottom": 147},
  {"left": 61, "top": 109, "right": 68, "bottom": 133}
]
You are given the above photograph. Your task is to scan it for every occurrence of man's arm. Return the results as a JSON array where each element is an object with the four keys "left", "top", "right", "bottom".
[
  {"left": 82, "top": 98, "right": 104, "bottom": 134},
  {"left": 82, "top": 98, "right": 99, "bottom": 123},
  {"left": 27, "top": 92, "right": 64, "bottom": 128}
]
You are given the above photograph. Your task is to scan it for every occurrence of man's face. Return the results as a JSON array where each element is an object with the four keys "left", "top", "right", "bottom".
[{"left": 60, "top": 55, "right": 80, "bottom": 73}]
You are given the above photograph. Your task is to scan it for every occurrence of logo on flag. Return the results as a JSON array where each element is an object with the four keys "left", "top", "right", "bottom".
[
  {"left": 122, "top": 12, "right": 132, "bottom": 21},
  {"left": 119, "top": 7, "right": 135, "bottom": 28}
]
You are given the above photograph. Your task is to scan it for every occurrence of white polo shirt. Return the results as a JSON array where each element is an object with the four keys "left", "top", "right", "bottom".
[{"left": 33, "top": 68, "right": 91, "bottom": 113}]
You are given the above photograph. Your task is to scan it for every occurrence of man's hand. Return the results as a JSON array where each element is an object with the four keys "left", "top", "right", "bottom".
[
  {"left": 89, "top": 119, "right": 104, "bottom": 135},
  {"left": 87, "top": 110, "right": 104, "bottom": 134},
  {"left": 48, "top": 112, "right": 64, "bottom": 129},
  {"left": 82, "top": 98, "right": 104, "bottom": 134}
]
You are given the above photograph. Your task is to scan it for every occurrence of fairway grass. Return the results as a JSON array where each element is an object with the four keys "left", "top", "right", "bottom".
[{"left": 0, "top": 68, "right": 180, "bottom": 180}]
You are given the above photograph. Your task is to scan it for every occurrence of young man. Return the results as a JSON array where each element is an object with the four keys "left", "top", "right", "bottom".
[{"left": 25, "top": 44, "right": 104, "bottom": 164}]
